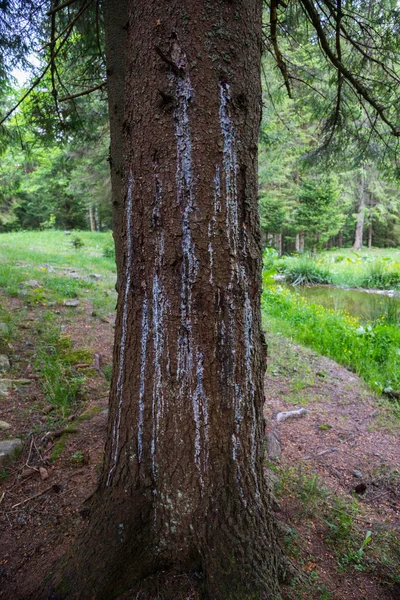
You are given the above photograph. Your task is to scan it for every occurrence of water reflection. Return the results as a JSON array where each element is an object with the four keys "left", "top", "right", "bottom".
[{"left": 292, "top": 285, "right": 400, "bottom": 325}]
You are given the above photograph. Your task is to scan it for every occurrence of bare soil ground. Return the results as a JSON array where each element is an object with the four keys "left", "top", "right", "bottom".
[{"left": 0, "top": 296, "right": 399, "bottom": 599}]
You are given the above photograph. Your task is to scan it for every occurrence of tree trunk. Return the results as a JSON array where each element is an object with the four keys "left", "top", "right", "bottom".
[
  {"left": 353, "top": 171, "right": 366, "bottom": 250},
  {"left": 89, "top": 204, "right": 96, "bottom": 232},
  {"left": 274, "top": 233, "right": 283, "bottom": 256},
  {"left": 338, "top": 230, "right": 343, "bottom": 248},
  {"left": 53, "top": 1, "right": 283, "bottom": 599},
  {"left": 94, "top": 204, "right": 101, "bottom": 232},
  {"left": 368, "top": 223, "right": 373, "bottom": 248}
]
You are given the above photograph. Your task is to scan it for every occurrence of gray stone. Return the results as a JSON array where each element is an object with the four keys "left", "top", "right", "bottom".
[
  {"left": 64, "top": 300, "right": 80, "bottom": 307},
  {"left": 0, "top": 439, "right": 23, "bottom": 467},
  {"left": 0, "top": 380, "right": 11, "bottom": 396},
  {"left": 0, "top": 355, "right": 10, "bottom": 373},
  {"left": 89, "top": 274, "right": 102, "bottom": 280},
  {"left": 0, "top": 379, "right": 31, "bottom": 397},
  {"left": 24, "top": 280, "right": 42, "bottom": 288},
  {"left": 0, "top": 322, "right": 8, "bottom": 336},
  {"left": 0, "top": 420, "right": 11, "bottom": 430},
  {"left": 353, "top": 469, "right": 364, "bottom": 479},
  {"left": 266, "top": 431, "right": 281, "bottom": 460},
  {"left": 276, "top": 408, "right": 308, "bottom": 423}
]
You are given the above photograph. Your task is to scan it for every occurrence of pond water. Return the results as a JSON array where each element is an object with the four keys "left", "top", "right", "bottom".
[{"left": 292, "top": 285, "right": 400, "bottom": 324}]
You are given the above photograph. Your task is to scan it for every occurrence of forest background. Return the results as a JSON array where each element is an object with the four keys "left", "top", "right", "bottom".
[{"left": 0, "top": 1, "right": 399, "bottom": 252}]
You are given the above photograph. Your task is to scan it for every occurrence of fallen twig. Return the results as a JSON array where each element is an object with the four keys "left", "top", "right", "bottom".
[{"left": 11, "top": 484, "right": 55, "bottom": 509}]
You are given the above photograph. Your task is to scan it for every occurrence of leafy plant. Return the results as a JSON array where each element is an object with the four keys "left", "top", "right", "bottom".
[
  {"left": 338, "top": 531, "right": 372, "bottom": 571},
  {"left": 281, "top": 257, "right": 332, "bottom": 286},
  {"left": 72, "top": 236, "right": 84, "bottom": 250},
  {"left": 71, "top": 450, "right": 84, "bottom": 465}
]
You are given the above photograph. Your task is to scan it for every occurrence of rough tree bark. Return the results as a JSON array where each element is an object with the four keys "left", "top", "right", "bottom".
[{"left": 52, "top": 1, "right": 284, "bottom": 598}]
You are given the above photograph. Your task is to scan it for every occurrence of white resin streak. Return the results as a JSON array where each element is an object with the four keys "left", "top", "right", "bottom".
[
  {"left": 208, "top": 166, "right": 221, "bottom": 285},
  {"left": 106, "top": 172, "right": 134, "bottom": 486},
  {"left": 174, "top": 73, "right": 209, "bottom": 481},
  {"left": 219, "top": 82, "right": 259, "bottom": 502},
  {"left": 219, "top": 83, "right": 239, "bottom": 255},
  {"left": 151, "top": 232, "right": 166, "bottom": 486},
  {"left": 137, "top": 294, "right": 149, "bottom": 463}
]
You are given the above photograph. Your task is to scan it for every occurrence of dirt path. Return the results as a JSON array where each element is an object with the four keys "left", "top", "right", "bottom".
[
  {"left": 264, "top": 335, "right": 400, "bottom": 599},
  {"left": 0, "top": 298, "right": 399, "bottom": 599}
]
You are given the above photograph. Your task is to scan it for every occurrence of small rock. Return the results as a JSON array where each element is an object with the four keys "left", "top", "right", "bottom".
[
  {"left": 0, "top": 355, "right": 10, "bottom": 373},
  {"left": 266, "top": 431, "right": 281, "bottom": 460},
  {"left": 24, "top": 280, "right": 42, "bottom": 288},
  {"left": 64, "top": 231, "right": 71, "bottom": 235},
  {"left": 0, "top": 420, "right": 11, "bottom": 431},
  {"left": 276, "top": 408, "right": 308, "bottom": 423},
  {"left": 353, "top": 469, "right": 364, "bottom": 479},
  {"left": 101, "top": 408, "right": 109, "bottom": 416},
  {"left": 89, "top": 274, "right": 102, "bottom": 280},
  {"left": 0, "top": 380, "right": 11, "bottom": 396},
  {"left": 64, "top": 300, "right": 80, "bottom": 307},
  {"left": 0, "top": 439, "right": 23, "bottom": 467},
  {"left": 39, "top": 467, "right": 49, "bottom": 481},
  {"left": 0, "top": 322, "right": 8, "bottom": 336},
  {"left": 354, "top": 482, "right": 367, "bottom": 494},
  {"left": 0, "top": 378, "right": 32, "bottom": 397}
]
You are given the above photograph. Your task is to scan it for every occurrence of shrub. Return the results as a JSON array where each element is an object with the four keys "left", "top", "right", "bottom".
[
  {"left": 360, "top": 262, "right": 400, "bottom": 290},
  {"left": 262, "top": 286, "right": 400, "bottom": 394},
  {"left": 281, "top": 257, "right": 333, "bottom": 286}
]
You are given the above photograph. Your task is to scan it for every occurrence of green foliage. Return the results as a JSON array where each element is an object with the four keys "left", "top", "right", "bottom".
[
  {"left": 296, "top": 175, "right": 345, "bottom": 250},
  {"left": 0, "top": 230, "right": 117, "bottom": 316},
  {"left": 71, "top": 450, "right": 84, "bottom": 465},
  {"left": 34, "top": 322, "right": 85, "bottom": 415},
  {"left": 72, "top": 235, "right": 84, "bottom": 250},
  {"left": 267, "top": 248, "right": 400, "bottom": 292},
  {"left": 102, "top": 234, "right": 115, "bottom": 259},
  {"left": 337, "top": 531, "right": 372, "bottom": 572},
  {"left": 360, "top": 261, "right": 400, "bottom": 290},
  {"left": 262, "top": 286, "right": 400, "bottom": 395},
  {"left": 280, "top": 256, "right": 332, "bottom": 286}
]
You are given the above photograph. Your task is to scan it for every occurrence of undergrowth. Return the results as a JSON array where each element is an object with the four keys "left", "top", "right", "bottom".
[
  {"left": 262, "top": 285, "right": 400, "bottom": 397},
  {"left": 264, "top": 248, "right": 400, "bottom": 291},
  {"left": 274, "top": 465, "right": 400, "bottom": 593},
  {"left": 33, "top": 313, "right": 86, "bottom": 416}
]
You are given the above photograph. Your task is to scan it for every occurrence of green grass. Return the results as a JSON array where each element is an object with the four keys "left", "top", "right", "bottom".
[
  {"left": 267, "top": 247, "right": 400, "bottom": 291},
  {"left": 279, "top": 257, "right": 333, "bottom": 286},
  {"left": 33, "top": 313, "right": 86, "bottom": 416},
  {"left": 262, "top": 285, "right": 400, "bottom": 396},
  {"left": 0, "top": 230, "right": 117, "bottom": 317},
  {"left": 275, "top": 465, "right": 400, "bottom": 587}
]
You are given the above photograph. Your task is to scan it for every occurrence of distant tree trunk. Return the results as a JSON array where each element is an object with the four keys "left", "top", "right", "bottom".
[
  {"left": 295, "top": 233, "right": 300, "bottom": 252},
  {"left": 353, "top": 171, "right": 366, "bottom": 250},
  {"left": 274, "top": 233, "right": 283, "bottom": 255},
  {"left": 89, "top": 204, "right": 96, "bottom": 231},
  {"left": 94, "top": 204, "right": 101, "bottom": 231},
  {"left": 53, "top": 1, "right": 283, "bottom": 598},
  {"left": 338, "top": 230, "right": 343, "bottom": 248},
  {"left": 368, "top": 223, "right": 373, "bottom": 248}
]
